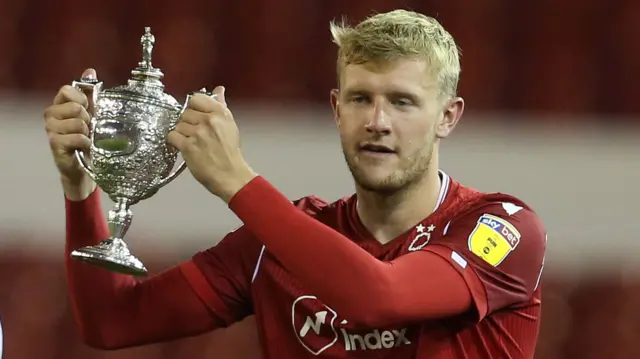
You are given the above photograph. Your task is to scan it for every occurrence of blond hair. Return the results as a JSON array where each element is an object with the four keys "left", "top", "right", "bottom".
[{"left": 330, "top": 10, "right": 461, "bottom": 97}]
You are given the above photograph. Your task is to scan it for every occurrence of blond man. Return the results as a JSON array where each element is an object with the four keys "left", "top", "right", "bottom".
[{"left": 44, "top": 9, "right": 545, "bottom": 358}]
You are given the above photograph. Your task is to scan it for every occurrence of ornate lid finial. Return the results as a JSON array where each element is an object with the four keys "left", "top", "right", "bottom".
[
  {"left": 130, "top": 27, "right": 164, "bottom": 88},
  {"left": 140, "top": 27, "right": 156, "bottom": 68}
]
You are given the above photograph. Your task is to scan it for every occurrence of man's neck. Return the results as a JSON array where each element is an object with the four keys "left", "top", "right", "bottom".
[{"left": 355, "top": 166, "right": 443, "bottom": 245}]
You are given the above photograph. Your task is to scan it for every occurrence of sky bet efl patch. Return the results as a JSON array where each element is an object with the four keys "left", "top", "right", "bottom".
[{"left": 468, "top": 214, "right": 521, "bottom": 267}]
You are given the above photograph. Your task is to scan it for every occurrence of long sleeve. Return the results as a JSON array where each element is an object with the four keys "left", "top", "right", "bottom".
[
  {"left": 228, "top": 177, "right": 474, "bottom": 327},
  {"left": 65, "top": 190, "right": 221, "bottom": 349}
]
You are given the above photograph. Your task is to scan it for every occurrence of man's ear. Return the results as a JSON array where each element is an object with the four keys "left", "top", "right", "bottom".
[
  {"left": 435, "top": 97, "right": 464, "bottom": 139},
  {"left": 330, "top": 88, "right": 340, "bottom": 126}
]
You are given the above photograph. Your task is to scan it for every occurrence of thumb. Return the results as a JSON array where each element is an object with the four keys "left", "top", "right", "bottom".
[
  {"left": 81, "top": 68, "right": 97, "bottom": 80},
  {"left": 80, "top": 68, "right": 98, "bottom": 114},
  {"left": 212, "top": 86, "right": 226, "bottom": 107}
]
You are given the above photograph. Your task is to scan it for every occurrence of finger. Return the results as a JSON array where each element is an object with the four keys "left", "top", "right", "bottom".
[
  {"left": 174, "top": 122, "right": 199, "bottom": 137},
  {"left": 44, "top": 102, "right": 90, "bottom": 124},
  {"left": 212, "top": 86, "right": 226, "bottom": 107},
  {"left": 188, "top": 93, "right": 226, "bottom": 114},
  {"left": 53, "top": 85, "right": 90, "bottom": 108},
  {"left": 167, "top": 130, "right": 188, "bottom": 151},
  {"left": 179, "top": 108, "right": 209, "bottom": 125},
  {"left": 45, "top": 117, "right": 90, "bottom": 136},
  {"left": 82, "top": 68, "right": 97, "bottom": 79},
  {"left": 49, "top": 133, "right": 91, "bottom": 153}
]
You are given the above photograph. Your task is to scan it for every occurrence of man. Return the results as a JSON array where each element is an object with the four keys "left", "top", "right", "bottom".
[{"left": 44, "top": 9, "right": 546, "bottom": 358}]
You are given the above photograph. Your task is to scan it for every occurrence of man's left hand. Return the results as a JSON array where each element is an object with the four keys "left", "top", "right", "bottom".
[{"left": 168, "top": 86, "right": 257, "bottom": 203}]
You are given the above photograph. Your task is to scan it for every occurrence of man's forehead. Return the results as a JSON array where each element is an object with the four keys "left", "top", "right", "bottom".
[{"left": 340, "top": 58, "right": 438, "bottom": 92}]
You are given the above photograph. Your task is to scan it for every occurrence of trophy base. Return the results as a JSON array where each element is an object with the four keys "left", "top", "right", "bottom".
[{"left": 70, "top": 238, "right": 148, "bottom": 277}]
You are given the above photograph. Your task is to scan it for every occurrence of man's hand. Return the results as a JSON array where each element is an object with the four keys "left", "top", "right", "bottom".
[
  {"left": 168, "top": 86, "right": 257, "bottom": 203},
  {"left": 44, "top": 68, "right": 98, "bottom": 201}
]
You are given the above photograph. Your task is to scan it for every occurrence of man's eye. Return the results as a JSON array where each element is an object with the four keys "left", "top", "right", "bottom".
[
  {"left": 392, "top": 99, "right": 412, "bottom": 107},
  {"left": 350, "top": 96, "right": 369, "bottom": 104}
]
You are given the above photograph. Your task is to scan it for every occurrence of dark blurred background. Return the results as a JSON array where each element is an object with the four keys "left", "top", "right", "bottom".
[
  {"left": 0, "top": 0, "right": 639, "bottom": 358},
  {"left": 3, "top": 0, "right": 640, "bottom": 115}
]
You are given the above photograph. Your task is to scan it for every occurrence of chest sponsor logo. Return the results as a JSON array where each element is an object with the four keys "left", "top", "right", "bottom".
[{"left": 292, "top": 295, "right": 411, "bottom": 355}]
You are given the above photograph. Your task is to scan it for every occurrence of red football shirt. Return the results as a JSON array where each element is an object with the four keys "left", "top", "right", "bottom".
[{"left": 180, "top": 171, "right": 546, "bottom": 358}]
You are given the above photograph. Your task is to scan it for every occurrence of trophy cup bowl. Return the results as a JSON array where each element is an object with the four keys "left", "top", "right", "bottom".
[{"left": 70, "top": 27, "right": 215, "bottom": 276}]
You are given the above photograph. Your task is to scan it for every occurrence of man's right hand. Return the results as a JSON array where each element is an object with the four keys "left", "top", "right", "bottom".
[{"left": 44, "top": 68, "right": 98, "bottom": 201}]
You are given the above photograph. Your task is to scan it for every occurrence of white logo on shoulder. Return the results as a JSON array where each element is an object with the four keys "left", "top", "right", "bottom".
[
  {"left": 408, "top": 224, "right": 436, "bottom": 251},
  {"left": 501, "top": 202, "right": 523, "bottom": 216},
  {"left": 292, "top": 295, "right": 411, "bottom": 354}
]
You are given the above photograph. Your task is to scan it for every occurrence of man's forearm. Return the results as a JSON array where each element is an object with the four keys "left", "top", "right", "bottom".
[
  {"left": 65, "top": 191, "right": 217, "bottom": 349},
  {"left": 229, "top": 177, "right": 473, "bottom": 327},
  {"left": 61, "top": 175, "right": 96, "bottom": 202}
]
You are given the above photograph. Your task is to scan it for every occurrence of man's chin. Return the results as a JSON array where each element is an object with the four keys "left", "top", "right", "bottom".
[
  {"left": 346, "top": 162, "right": 402, "bottom": 192},
  {"left": 352, "top": 173, "right": 403, "bottom": 194}
]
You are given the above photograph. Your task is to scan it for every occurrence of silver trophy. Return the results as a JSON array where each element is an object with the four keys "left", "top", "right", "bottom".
[{"left": 70, "top": 27, "right": 214, "bottom": 276}]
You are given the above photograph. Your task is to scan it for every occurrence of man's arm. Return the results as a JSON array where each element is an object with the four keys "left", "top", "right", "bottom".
[
  {"left": 228, "top": 177, "right": 546, "bottom": 327},
  {"left": 66, "top": 190, "right": 255, "bottom": 349}
]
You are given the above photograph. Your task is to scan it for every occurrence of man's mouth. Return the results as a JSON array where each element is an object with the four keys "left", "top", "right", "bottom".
[{"left": 359, "top": 144, "right": 396, "bottom": 155}]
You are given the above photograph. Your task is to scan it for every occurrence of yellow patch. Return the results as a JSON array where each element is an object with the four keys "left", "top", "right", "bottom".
[{"left": 468, "top": 214, "right": 521, "bottom": 267}]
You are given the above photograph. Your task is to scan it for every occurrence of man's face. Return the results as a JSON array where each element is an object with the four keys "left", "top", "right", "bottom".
[{"left": 331, "top": 58, "right": 463, "bottom": 194}]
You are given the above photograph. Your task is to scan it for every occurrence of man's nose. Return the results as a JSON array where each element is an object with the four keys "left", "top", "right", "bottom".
[{"left": 365, "top": 102, "right": 391, "bottom": 135}]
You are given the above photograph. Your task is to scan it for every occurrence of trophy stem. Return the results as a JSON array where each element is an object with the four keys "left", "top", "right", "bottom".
[
  {"left": 108, "top": 198, "right": 133, "bottom": 239},
  {"left": 70, "top": 198, "right": 148, "bottom": 276}
]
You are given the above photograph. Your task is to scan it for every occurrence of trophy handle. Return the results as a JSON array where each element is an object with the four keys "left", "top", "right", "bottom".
[
  {"left": 151, "top": 88, "right": 218, "bottom": 191},
  {"left": 74, "top": 150, "right": 97, "bottom": 181},
  {"left": 71, "top": 77, "right": 103, "bottom": 114},
  {"left": 152, "top": 160, "right": 187, "bottom": 189},
  {"left": 71, "top": 78, "right": 104, "bottom": 182},
  {"left": 180, "top": 87, "right": 218, "bottom": 114}
]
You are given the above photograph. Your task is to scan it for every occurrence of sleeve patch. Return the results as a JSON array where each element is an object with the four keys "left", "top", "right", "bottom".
[
  {"left": 451, "top": 251, "right": 468, "bottom": 269},
  {"left": 467, "top": 214, "right": 521, "bottom": 267}
]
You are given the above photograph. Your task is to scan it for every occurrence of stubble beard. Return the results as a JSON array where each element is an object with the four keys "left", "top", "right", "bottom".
[{"left": 343, "top": 143, "right": 434, "bottom": 195}]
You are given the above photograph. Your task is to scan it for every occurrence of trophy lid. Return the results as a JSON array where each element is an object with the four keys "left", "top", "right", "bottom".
[
  {"left": 101, "top": 27, "right": 181, "bottom": 109},
  {"left": 101, "top": 27, "right": 180, "bottom": 110},
  {"left": 129, "top": 27, "right": 164, "bottom": 89}
]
